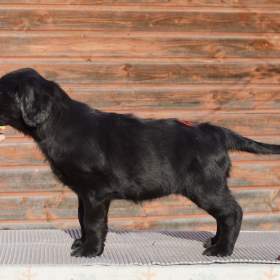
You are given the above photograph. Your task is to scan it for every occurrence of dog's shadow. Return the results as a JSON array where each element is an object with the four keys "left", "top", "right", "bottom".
[
  {"left": 64, "top": 229, "right": 214, "bottom": 245},
  {"left": 158, "top": 231, "right": 213, "bottom": 244}
]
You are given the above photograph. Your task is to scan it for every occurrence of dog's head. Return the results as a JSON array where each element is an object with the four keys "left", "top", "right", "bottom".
[{"left": 0, "top": 68, "right": 69, "bottom": 131}]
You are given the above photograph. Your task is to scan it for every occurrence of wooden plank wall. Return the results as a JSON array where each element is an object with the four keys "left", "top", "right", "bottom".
[{"left": 0, "top": 0, "right": 280, "bottom": 231}]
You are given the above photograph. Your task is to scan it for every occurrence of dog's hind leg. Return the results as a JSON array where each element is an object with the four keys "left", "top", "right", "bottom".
[
  {"left": 203, "top": 192, "right": 242, "bottom": 257},
  {"left": 184, "top": 186, "right": 243, "bottom": 257},
  {"left": 71, "top": 196, "right": 86, "bottom": 250},
  {"left": 71, "top": 196, "right": 110, "bottom": 258}
]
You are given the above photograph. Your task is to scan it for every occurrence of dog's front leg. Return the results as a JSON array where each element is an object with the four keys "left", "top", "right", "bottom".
[
  {"left": 71, "top": 196, "right": 86, "bottom": 250},
  {"left": 71, "top": 195, "right": 110, "bottom": 258}
]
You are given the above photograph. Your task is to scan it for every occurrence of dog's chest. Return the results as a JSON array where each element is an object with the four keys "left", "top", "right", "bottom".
[{"left": 47, "top": 160, "right": 68, "bottom": 183}]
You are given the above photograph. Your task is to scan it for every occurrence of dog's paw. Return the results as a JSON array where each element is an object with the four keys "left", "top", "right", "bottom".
[
  {"left": 203, "top": 236, "right": 218, "bottom": 249},
  {"left": 71, "top": 238, "right": 83, "bottom": 250},
  {"left": 71, "top": 243, "right": 104, "bottom": 258},
  {"left": 202, "top": 244, "right": 233, "bottom": 257}
]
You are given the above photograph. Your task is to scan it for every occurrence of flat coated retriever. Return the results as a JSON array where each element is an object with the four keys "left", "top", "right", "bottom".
[{"left": 0, "top": 68, "right": 280, "bottom": 258}]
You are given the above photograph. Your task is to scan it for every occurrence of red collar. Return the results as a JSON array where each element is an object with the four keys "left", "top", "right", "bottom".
[{"left": 177, "top": 120, "right": 194, "bottom": 127}]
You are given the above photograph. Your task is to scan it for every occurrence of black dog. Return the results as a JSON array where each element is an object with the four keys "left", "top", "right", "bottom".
[{"left": 0, "top": 68, "right": 280, "bottom": 258}]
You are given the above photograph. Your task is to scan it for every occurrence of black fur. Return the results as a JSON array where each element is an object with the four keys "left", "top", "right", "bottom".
[{"left": 0, "top": 68, "right": 280, "bottom": 257}]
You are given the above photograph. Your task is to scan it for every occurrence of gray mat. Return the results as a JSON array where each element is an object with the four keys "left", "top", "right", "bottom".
[{"left": 0, "top": 229, "right": 279, "bottom": 265}]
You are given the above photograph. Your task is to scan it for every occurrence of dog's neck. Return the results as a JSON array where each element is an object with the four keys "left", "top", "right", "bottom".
[
  {"left": 14, "top": 104, "right": 63, "bottom": 145},
  {"left": 24, "top": 99, "right": 90, "bottom": 153}
]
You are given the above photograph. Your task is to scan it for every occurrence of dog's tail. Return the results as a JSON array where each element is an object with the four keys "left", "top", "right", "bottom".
[{"left": 221, "top": 126, "right": 280, "bottom": 154}]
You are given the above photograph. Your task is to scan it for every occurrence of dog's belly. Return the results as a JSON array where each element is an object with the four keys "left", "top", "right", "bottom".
[
  {"left": 110, "top": 170, "right": 178, "bottom": 203},
  {"left": 118, "top": 184, "right": 170, "bottom": 202}
]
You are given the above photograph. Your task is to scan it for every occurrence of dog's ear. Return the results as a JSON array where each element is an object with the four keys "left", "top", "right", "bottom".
[{"left": 19, "top": 77, "right": 52, "bottom": 127}]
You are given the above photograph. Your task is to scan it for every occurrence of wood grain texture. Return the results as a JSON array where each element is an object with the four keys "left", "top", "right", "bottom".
[
  {"left": 0, "top": 166, "right": 62, "bottom": 192},
  {"left": 1, "top": 33, "right": 280, "bottom": 58},
  {"left": 0, "top": 0, "right": 279, "bottom": 9},
  {"left": 1, "top": 212, "right": 280, "bottom": 231},
  {"left": 0, "top": 0, "right": 279, "bottom": 8},
  {"left": 0, "top": 188, "right": 277, "bottom": 221},
  {"left": 9, "top": 82, "right": 280, "bottom": 112},
  {"left": 66, "top": 86, "right": 280, "bottom": 111},
  {"left": 109, "top": 212, "right": 280, "bottom": 231},
  {"left": 0, "top": 8, "right": 279, "bottom": 33},
  {"left": 1, "top": 61, "right": 280, "bottom": 85}
]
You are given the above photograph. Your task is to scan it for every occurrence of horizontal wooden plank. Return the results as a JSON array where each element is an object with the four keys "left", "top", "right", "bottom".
[
  {"left": 0, "top": 166, "right": 63, "bottom": 192},
  {"left": 0, "top": 8, "right": 278, "bottom": 33},
  {"left": 1, "top": 84, "right": 280, "bottom": 113},
  {"left": 112, "top": 212, "right": 280, "bottom": 231},
  {"left": 143, "top": 189, "right": 280, "bottom": 215},
  {"left": 68, "top": 87, "right": 280, "bottom": 111},
  {"left": 0, "top": 1, "right": 279, "bottom": 8},
  {"left": 229, "top": 161, "right": 280, "bottom": 188},
  {"left": 1, "top": 33, "right": 280, "bottom": 58},
  {"left": 0, "top": 212, "right": 279, "bottom": 231},
  {"left": 0, "top": 192, "right": 75, "bottom": 221},
  {"left": 2, "top": 135, "right": 280, "bottom": 166},
  {"left": 0, "top": 188, "right": 277, "bottom": 221},
  {"left": 1, "top": 61, "right": 280, "bottom": 85},
  {"left": 0, "top": 139, "right": 43, "bottom": 165},
  {"left": 0, "top": 159, "right": 280, "bottom": 192}
]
